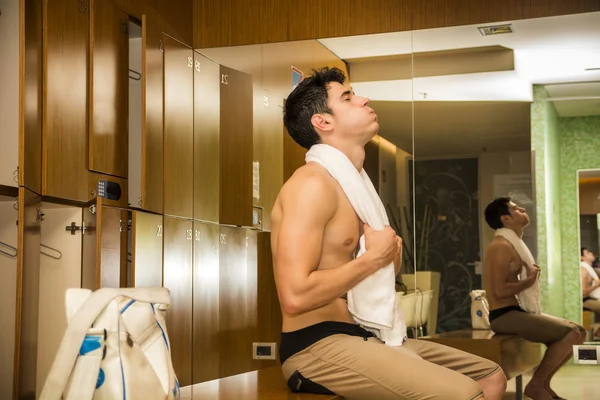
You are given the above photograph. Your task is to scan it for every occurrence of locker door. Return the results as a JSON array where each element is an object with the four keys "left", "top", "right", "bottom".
[
  {"left": 89, "top": 0, "right": 129, "bottom": 178},
  {"left": 163, "top": 216, "right": 193, "bottom": 386},
  {"left": 218, "top": 226, "right": 256, "bottom": 378},
  {"left": 43, "top": 0, "right": 91, "bottom": 201},
  {"left": 193, "top": 52, "right": 220, "bottom": 223},
  {"left": 97, "top": 203, "right": 124, "bottom": 288},
  {"left": 13, "top": 188, "right": 42, "bottom": 399},
  {"left": 131, "top": 211, "right": 163, "bottom": 287},
  {"left": 219, "top": 66, "right": 253, "bottom": 227},
  {"left": 141, "top": 14, "right": 164, "bottom": 214},
  {"left": 192, "top": 221, "right": 220, "bottom": 383},
  {"left": 253, "top": 88, "right": 284, "bottom": 231},
  {"left": 163, "top": 36, "right": 193, "bottom": 219}
]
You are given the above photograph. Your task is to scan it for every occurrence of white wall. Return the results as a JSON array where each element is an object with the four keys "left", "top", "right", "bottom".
[
  {"left": 0, "top": 200, "right": 18, "bottom": 400},
  {"left": 36, "top": 206, "right": 82, "bottom": 393},
  {"left": 129, "top": 36, "right": 143, "bottom": 207},
  {"left": 0, "top": 0, "right": 20, "bottom": 187}
]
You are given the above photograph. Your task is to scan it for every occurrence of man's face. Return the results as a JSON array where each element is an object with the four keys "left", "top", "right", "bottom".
[
  {"left": 582, "top": 249, "right": 595, "bottom": 264},
  {"left": 323, "top": 82, "right": 379, "bottom": 143},
  {"left": 505, "top": 201, "right": 530, "bottom": 228}
]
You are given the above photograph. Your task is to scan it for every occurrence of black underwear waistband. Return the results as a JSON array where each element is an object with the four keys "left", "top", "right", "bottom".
[
  {"left": 489, "top": 305, "right": 525, "bottom": 322},
  {"left": 279, "top": 321, "right": 374, "bottom": 365}
]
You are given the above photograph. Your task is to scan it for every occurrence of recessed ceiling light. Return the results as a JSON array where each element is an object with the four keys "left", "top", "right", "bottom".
[
  {"left": 477, "top": 24, "right": 513, "bottom": 36},
  {"left": 585, "top": 67, "right": 600, "bottom": 71}
]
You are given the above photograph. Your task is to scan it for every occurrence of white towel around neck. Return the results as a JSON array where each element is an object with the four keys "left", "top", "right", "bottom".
[
  {"left": 495, "top": 228, "right": 542, "bottom": 314},
  {"left": 305, "top": 144, "right": 407, "bottom": 346},
  {"left": 580, "top": 261, "right": 600, "bottom": 300}
]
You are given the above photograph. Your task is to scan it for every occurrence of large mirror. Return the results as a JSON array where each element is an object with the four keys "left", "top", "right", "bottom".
[
  {"left": 412, "top": 11, "right": 600, "bottom": 337},
  {"left": 578, "top": 170, "right": 600, "bottom": 341}
]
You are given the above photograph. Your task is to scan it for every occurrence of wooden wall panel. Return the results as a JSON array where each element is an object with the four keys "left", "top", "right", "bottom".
[
  {"left": 163, "top": 36, "right": 194, "bottom": 219},
  {"left": 131, "top": 211, "right": 163, "bottom": 287},
  {"left": 219, "top": 66, "right": 253, "bottom": 227},
  {"left": 253, "top": 87, "right": 283, "bottom": 231},
  {"left": 20, "top": 0, "right": 43, "bottom": 194},
  {"left": 192, "top": 221, "right": 220, "bottom": 383},
  {"left": 283, "top": 124, "right": 306, "bottom": 183},
  {"left": 193, "top": 52, "right": 220, "bottom": 223},
  {"left": 219, "top": 226, "right": 256, "bottom": 378},
  {"left": 113, "top": 0, "right": 193, "bottom": 45},
  {"left": 255, "top": 231, "right": 282, "bottom": 369},
  {"left": 141, "top": 14, "right": 164, "bottom": 214},
  {"left": 89, "top": 0, "right": 129, "bottom": 178},
  {"left": 13, "top": 187, "right": 41, "bottom": 399},
  {"left": 43, "top": 0, "right": 90, "bottom": 202},
  {"left": 364, "top": 138, "right": 381, "bottom": 193},
  {"left": 163, "top": 217, "right": 193, "bottom": 387},
  {"left": 194, "top": 0, "right": 600, "bottom": 48}
]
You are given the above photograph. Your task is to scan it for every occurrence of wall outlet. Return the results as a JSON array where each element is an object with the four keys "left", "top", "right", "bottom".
[{"left": 252, "top": 342, "right": 276, "bottom": 360}]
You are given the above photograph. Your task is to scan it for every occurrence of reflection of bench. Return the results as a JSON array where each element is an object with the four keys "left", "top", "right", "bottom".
[
  {"left": 182, "top": 366, "right": 343, "bottom": 399},
  {"left": 422, "top": 329, "right": 543, "bottom": 400}
]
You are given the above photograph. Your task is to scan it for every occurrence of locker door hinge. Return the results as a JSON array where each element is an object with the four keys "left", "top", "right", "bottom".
[{"left": 66, "top": 222, "right": 94, "bottom": 235}]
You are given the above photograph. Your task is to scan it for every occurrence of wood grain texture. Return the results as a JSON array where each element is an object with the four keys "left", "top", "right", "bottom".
[
  {"left": 43, "top": 0, "right": 91, "bottom": 202},
  {"left": 219, "top": 66, "right": 253, "bottom": 227},
  {"left": 97, "top": 205, "right": 123, "bottom": 288},
  {"left": 187, "top": 366, "right": 342, "bottom": 400},
  {"left": 192, "top": 221, "right": 220, "bottom": 383},
  {"left": 193, "top": 52, "right": 220, "bottom": 223},
  {"left": 252, "top": 87, "right": 283, "bottom": 231},
  {"left": 89, "top": 0, "right": 129, "bottom": 178},
  {"left": 193, "top": 0, "right": 600, "bottom": 47},
  {"left": 163, "top": 216, "right": 193, "bottom": 386},
  {"left": 81, "top": 199, "right": 98, "bottom": 290},
  {"left": 255, "top": 232, "right": 281, "bottom": 370},
  {"left": 364, "top": 138, "right": 381, "bottom": 193},
  {"left": 163, "top": 36, "right": 194, "bottom": 219},
  {"left": 20, "top": 0, "right": 43, "bottom": 194},
  {"left": 13, "top": 187, "right": 41, "bottom": 400},
  {"left": 218, "top": 226, "right": 256, "bottom": 378},
  {"left": 131, "top": 211, "right": 163, "bottom": 287},
  {"left": 141, "top": 14, "right": 164, "bottom": 214}
]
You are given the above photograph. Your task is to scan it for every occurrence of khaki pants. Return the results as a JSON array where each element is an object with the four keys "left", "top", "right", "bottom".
[{"left": 281, "top": 335, "right": 500, "bottom": 400}]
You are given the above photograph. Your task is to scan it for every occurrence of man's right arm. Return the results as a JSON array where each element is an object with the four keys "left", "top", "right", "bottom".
[
  {"left": 273, "top": 172, "right": 387, "bottom": 317},
  {"left": 581, "top": 266, "right": 600, "bottom": 296},
  {"left": 487, "top": 242, "right": 538, "bottom": 298}
]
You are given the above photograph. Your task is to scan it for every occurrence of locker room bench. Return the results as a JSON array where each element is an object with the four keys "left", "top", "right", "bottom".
[
  {"left": 422, "top": 329, "right": 543, "bottom": 400},
  {"left": 180, "top": 366, "right": 343, "bottom": 400}
]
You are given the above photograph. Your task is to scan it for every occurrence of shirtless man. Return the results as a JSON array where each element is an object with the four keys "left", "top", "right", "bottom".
[
  {"left": 270, "top": 66, "right": 506, "bottom": 400},
  {"left": 483, "top": 197, "right": 586, "bottom": 400},
  {"left": 580, "top": 247, "right": 600, "bottom": 323}
]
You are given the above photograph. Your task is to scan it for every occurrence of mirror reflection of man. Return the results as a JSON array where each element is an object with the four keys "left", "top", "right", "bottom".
[{"left": 580, "top": 247, "right": 600, "bottom": 321}]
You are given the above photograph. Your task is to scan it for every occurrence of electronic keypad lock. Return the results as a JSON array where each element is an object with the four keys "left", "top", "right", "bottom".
[
  {"left": 573, "top": 344, "right": 600, "bottom": 365},
  {"left": 97, "top": 180, "right": 122, "bottom": 201}
]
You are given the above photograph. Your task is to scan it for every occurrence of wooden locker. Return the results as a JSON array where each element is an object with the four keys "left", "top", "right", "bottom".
[
  {"left": 20, "top": 0, "right": 43, "bottom": 194},
  {"left": 163, "top": 36, "right": 194, "bottom": 219},
  {"left": 97, "top": 203, "right": 125, "bottom": 288},
  {"left": 131, "top": 211, "right": 163, "bottom": 287},
  {"left": 163, "top": 216, "right": 193, "bottom": 386},
  {"left": 13, "top": 187, "right": 42, "bottom": 399},
  {"left": 219, "top": 66, "right": 253, "bottom": 227},
  {"left": 253, "top": 87, "right": 283, "bottom": 231},
  {"left": 255, "top": 231, "right": 282, "bottom": 369},
  {"left": 81, "top": 200, "right": 98, "bottom": 290},
  {"left": 218, "top": 226, "right": 257, "bottom": 378},
  {"left": 141, "top": 14, "right": 164, "bottom": 214},
  {"left": 193, "top": 52, "right": 220, "bottom": 223},
  {"left": 192, "top": 221, "right": 220, "bottom": 383},
  {"left": 89, "top": 0, "right": 129, "bottom": 178},
  {"left": 43, "top": 0, "right": 91, "bottom": 202}
]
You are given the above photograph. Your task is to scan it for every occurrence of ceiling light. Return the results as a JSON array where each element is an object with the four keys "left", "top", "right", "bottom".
[
  {"left": 478, "top": 24, "right": 513, "bottom": 36},
  {"left": 585, "top": 67, "right": 600, "bottom": 71}
]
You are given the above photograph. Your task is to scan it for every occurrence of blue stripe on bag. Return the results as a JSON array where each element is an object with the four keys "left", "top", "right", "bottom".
[
  {"left": 120, "top": 299, "right": 135, "bottom": 314},
  {"left": 79, "top": 335, "right": 102, "bottom": 356}
]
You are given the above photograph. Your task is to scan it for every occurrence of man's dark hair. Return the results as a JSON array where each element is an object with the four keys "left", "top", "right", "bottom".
[
  {"left": 283, "top": 67, "right": 346, "bottom": 149},
  {"left": 582, "top": 247, "right": 589, "bottom": 256},
  {"left": 484, "top": 197, "right": 512, "bottom": 230}
]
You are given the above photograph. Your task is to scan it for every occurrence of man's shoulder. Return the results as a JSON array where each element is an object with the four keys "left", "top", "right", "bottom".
[
  {"left": 485, "top": 237, "right": 516, "bottom": 256},
  {"left": 281, "top": 164, "right": 337, "bottom": 197}
]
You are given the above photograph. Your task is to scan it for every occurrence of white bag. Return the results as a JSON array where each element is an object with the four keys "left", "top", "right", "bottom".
[
  {"left": 470, "top": 290, "right": 491, "bottom": 330},
  {"left": 39, "top": 287, "right": 180, "bottom": 400}
]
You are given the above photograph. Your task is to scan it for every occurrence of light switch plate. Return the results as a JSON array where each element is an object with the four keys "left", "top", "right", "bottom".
[{"left": 253, "top": 342, "right": 276, "bottom": 360}]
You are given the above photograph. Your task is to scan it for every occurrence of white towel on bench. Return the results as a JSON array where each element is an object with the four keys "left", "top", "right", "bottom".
[
  {"left": 305, "top": 144, "right": 407, "bottom": 346},
  {"left": 495, "top": 228, "right": 542, "bottom": 314}
]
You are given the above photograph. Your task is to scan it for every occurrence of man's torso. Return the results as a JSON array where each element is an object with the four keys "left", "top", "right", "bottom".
[{"left": 483, "top": 237, "right": 524, "bottom": 311}]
